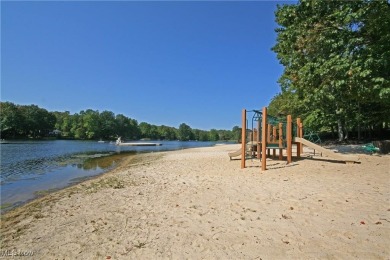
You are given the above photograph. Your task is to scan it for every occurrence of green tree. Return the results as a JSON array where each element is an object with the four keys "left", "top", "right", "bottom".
[
  {"left": 139, "top": 122, "right": 153, "bottom": 139},
  {"left": 62, "top": 112, "right": 73, "bottom": 137},
  {"left": 192, "top": 129, "right": 201, "bottom": 141},
  {"left": 80, "top": 109, "right": 100, "bottom": 139},
  {"left": 231, "top": 126, "right": 242, "bottom": 142},
  {"left": 115, "top": 114, "right": 139, "bottom": 139},
  {"left": 199, "top": 131, "right": 209, "bottom": 141},
  {"left": 99, "top": 110, "right": 116, "bottom": 139},
  {"left": 208, "top": 129, "right": 219, "bottom": 141},
  {"left": 217, "top": 129, "right": 233, "bottom": 141},
  {"left": 52, "top": 111, "right": 74, "bottom": 137},
  {"left": 129, "top": 119, "right": 141, "bottom": 139},
  {"left": 178, "top": 123, "right": 193, "bottom": 141},
  {"left": 272, "top": 0, "right": 390, "bottom": 141},
  {"left": 158, "top": 125, "right": 177, "bottom": 140},
  {"left": 0, "top": 102, "right": 23, "bottom": 138},
  {"left": 18, "top": 104, "right": 56, "bottom": 138},
  {"left": 150, "top": 125, "right": 160, "bottom": 139},
  {"left": 70, "top": 113, "right": 85, "bottom": 139},
  {"left": 191, "top": 129, "right": 210, "bottom": 141}
]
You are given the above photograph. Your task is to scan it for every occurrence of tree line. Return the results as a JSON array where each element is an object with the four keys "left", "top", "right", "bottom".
[
  {"left": 270, "top": 0, "right": 389, "bottom": 141},
  {"left": 0, "top": 102, "right": 241, "bottom": 141}
]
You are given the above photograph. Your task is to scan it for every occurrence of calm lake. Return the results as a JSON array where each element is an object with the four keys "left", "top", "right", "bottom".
[{"left": 0, "top": 140, "right": 221, "bottom": 211}]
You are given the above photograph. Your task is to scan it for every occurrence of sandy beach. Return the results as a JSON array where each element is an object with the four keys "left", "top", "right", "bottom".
[{"left": 1, "top": 144, "right": 389, "bottom": 259}]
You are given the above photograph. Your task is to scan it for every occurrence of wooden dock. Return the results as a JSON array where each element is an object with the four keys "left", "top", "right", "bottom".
[{"left": 117, "top": 142, "right": 162, "bottom": 146}]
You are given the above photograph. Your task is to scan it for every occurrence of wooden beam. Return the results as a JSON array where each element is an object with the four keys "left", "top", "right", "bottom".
[
  {"left": 272, "top": 126, "right": 277, "bottom": 158},
  {"left": 272, "top": 126, "right": 277, "bottom": 142},
  {"left": 279, "top": 122, "right": 283, "bottom": 160},
  {"left": 296, "top": 118, "right": 301, "bottom": 158},
  {"left": 257, "top": 119, "right": 261, "bottom": 159},
  {"left": 279, "top": 123, "right": 283, "bottom": 148},
  {"left": 241, "top": 109, "right": 246, "bottom": 169},
  {"left": 287, "top": 115, "right": 292, "bottom": 164},
  {"left": 267, "top": 124, "right": 272, "bottom": 143},
  {"left": 299, "top": 122, "right": 303, "bottom": 156},
  {"left": 261, "top": 107, "right": 267, "bottom": 171}
]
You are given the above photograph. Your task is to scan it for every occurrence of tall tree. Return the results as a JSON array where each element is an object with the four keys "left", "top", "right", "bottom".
[
  {"left": 272, "top": 0, "right": 390, "bottom": 141},
  {"left": 231, "top": 126, "right": 242, "bottom": 142},
  {"left": 115, "top": 114, "right": 130, "bottom": 139},
  {"left": 158, "top": 125, "right": 177, "bottom": 140},
  {"left": 18, "top": 104, "right": 56, "bottom": 138},
  {"left": 99, "top": 110, "right": 116, "bottom": 139},
  {"left": 139, "top": 122, "right": 154, "bottom": 139},
  {"left": 0, "top": 102, "right": 23, "bottom": 138},
  {"left": 178, "top": 123, "right": 193, "bottom": 141},
  {"left": 81, "top": 109, "right": 100, "bottom": 139},
  {"left": 209, "top": 129, "right": 220, "bottom": 141}
]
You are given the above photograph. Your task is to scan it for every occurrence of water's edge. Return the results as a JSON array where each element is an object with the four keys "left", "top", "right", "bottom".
[
  {"left": 1, "top": 143, "right": 234, "bottom": 214},
  {"left": 0, "top": 150, "right": 157, "bottom": 214}
]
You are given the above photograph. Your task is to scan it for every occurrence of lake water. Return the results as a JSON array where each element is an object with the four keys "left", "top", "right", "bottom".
[{"left": 0, "top": 140, "right": 221, "bottom": 211}]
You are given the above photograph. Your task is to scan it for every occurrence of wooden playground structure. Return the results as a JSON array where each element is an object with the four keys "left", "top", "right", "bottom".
[{"left": 229, "top": 107, "right": 359, "bottom": 171}]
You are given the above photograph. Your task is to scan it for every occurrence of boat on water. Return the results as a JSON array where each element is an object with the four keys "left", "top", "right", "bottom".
[{"left": 115, "top": 137, "right": 162, "bottom": 146}]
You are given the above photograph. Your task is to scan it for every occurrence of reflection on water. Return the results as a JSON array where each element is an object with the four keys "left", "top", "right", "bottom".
[
  {"left": 1, "top": 151, "right": 134, "bottom": 212},
  {"left": 80, "top": 152, "right": 130, "bottom": 170}
]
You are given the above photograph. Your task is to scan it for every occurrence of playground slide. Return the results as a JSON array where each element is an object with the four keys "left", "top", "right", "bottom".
[
  {"left": 294, "top": 137, "right": 359, "bottom": 163},
  {"left": 228, "top": 141, "right": 258, "bottom": 159},
  {"left": 228, "top": 149, "right": 242, "bottom": 159}
]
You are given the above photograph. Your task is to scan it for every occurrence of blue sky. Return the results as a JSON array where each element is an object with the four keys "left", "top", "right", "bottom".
[{"left": 2, "top": 1, "right": 289, "bottom": 130}]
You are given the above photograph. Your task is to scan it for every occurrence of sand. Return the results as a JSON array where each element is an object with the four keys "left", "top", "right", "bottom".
[{"left": 1, "top": 144, "right": 389, "bottom": 259}]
